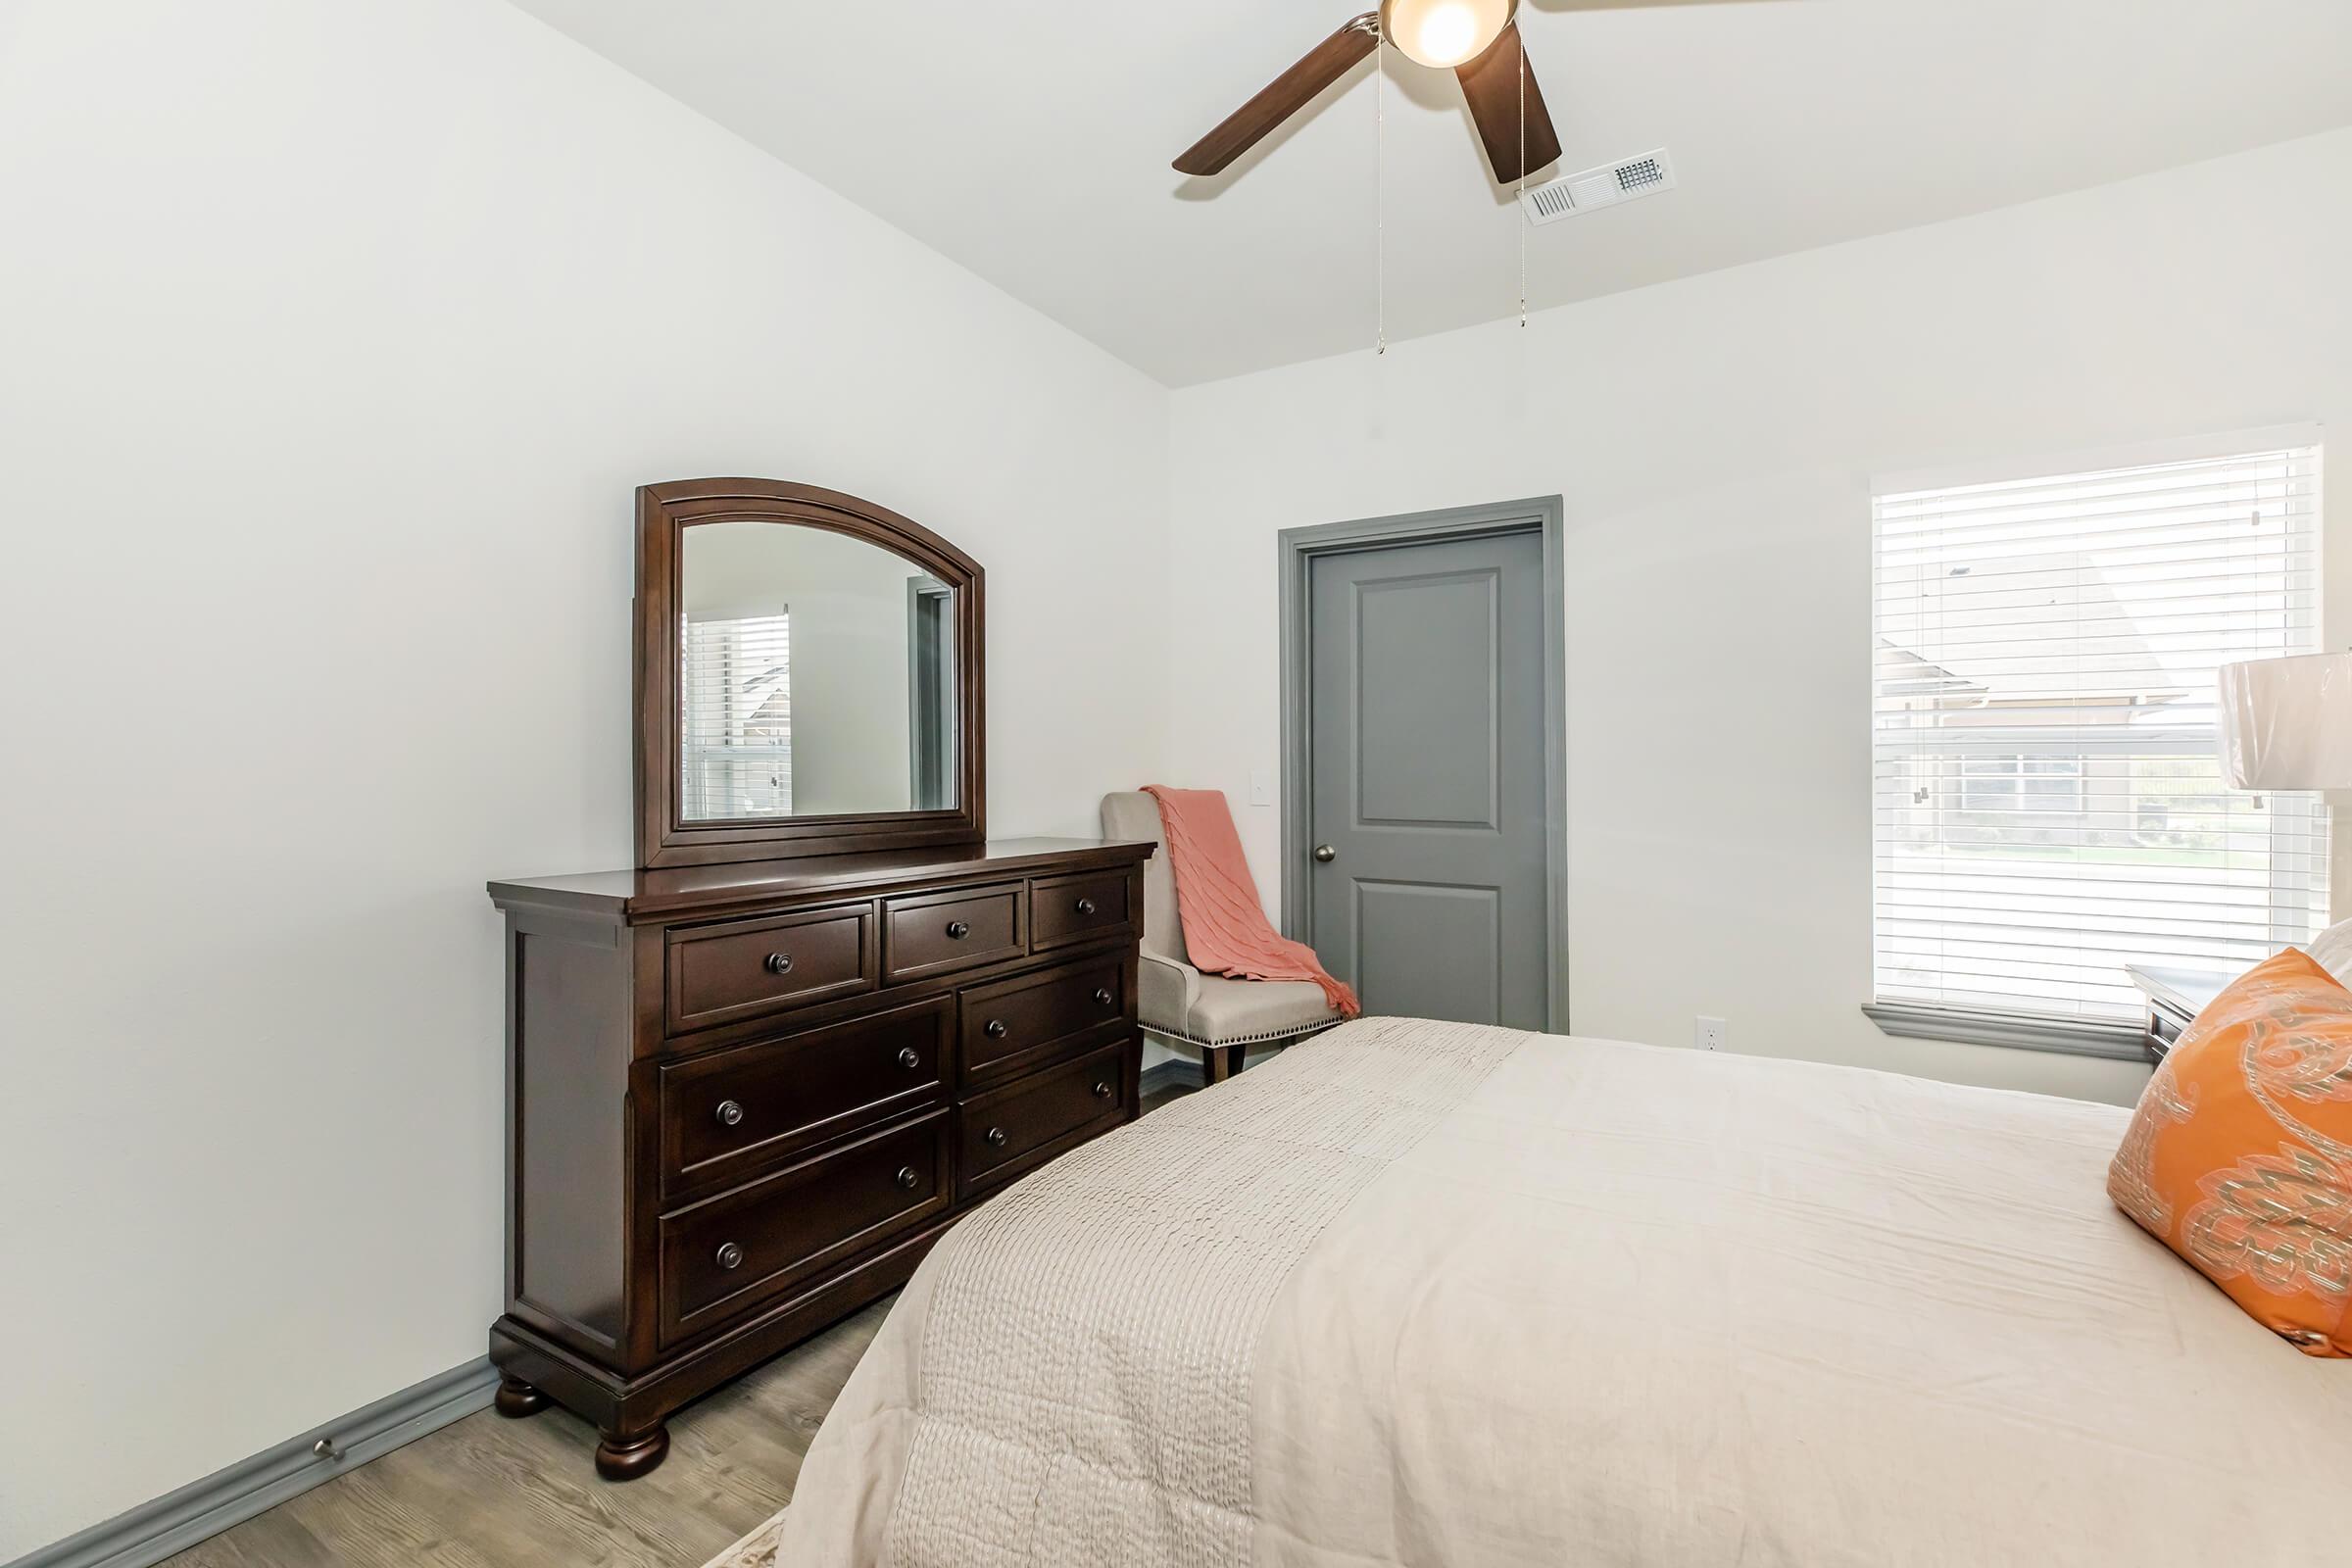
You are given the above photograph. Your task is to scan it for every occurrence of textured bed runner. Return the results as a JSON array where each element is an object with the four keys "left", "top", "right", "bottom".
[{"left": 883, "top": 1016, "right": 1527, "bottom": 1568}]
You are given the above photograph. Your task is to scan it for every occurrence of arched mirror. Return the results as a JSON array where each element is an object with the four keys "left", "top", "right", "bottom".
[{"left": 634, "top": 479, "right": 983, "bottom": 867}]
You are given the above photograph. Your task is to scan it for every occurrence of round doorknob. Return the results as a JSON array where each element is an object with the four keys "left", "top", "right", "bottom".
[
  {"left": 985, "top": 1019, "right": 1008, "bottom": 1040},
  {"left": 1093, "top": 1081, "right": 1114, "bottom": 1100},
  {"left": 986, "top": 1126, "right": 1008, "bottom": 1149},
  {"left": 1312, "top": 844, "right": 1337, "bottom": 863},
  {"left": 897, "top": 1046, "right": 920, "bottom": 1069},
  {"left": 895, "top": 1165, "right": 920, "bottom": 1190},
  {"left": 1093, "top": 987, "right": 1114, "bottom": 1007},
  {"left": 714, "top": 1242, "right": 745, "bottom": 1270},
  {"left": 946, "top": 920, "right": 970, "bottom": 940},
  {"left": 714, "top": 1100, "right": 745, "bottom": 1127},
  {"left": 763, "top": 952, "right": 794, "bottom": 975},
  {"left": 1075, "top": 897, "right": 1097, "bottom": 916}
]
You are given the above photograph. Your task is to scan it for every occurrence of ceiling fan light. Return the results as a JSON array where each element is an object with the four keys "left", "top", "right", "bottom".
[{"left": 1378, "top": 0, "right": 1518, "bottom": 70}]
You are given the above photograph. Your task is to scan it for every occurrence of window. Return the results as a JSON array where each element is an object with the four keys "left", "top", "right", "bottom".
[
  {"left": 681, "top": 609, "right": 791, "bottom": 819},
  {"left": 1871, "top": 438, "right": 2326, "bottom": 1040},
  {"left": 1952, "top": 755, "right": 2086, "bottom": 816}
]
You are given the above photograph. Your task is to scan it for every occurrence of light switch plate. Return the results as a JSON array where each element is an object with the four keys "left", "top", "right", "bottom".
[{"left": 1249, "top": 769, "right": 1274, "bottom": 807}]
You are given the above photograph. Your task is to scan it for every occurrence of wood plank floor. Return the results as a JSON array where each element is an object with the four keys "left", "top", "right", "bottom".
[{"left": 164, "top": 1076, "right": 1199, "bottom": 1568}]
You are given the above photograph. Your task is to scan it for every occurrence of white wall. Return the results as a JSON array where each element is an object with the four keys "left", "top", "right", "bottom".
[
  {"left": 5, "top": 0, "right": 2345, "bottom": 1549},
  {"left": 0, "top": 0, "right": 1168, "bottom": 1554},
  {"left": 1167, "top": 127, "right": 2352, "bottom": 1110}
]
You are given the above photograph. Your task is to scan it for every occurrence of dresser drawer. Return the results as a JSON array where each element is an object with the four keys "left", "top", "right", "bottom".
[
  {"left": 659, "top": 1110, "right": 951, "bottom": 1347},
  {"left": 959, "top": 953, "right": 1127, "bottom": 1086},
  {"left": 958, "top": 1043, "right": 1128, "bottom": 1198},
  {"left": 657, "top": 997, "right": 950, "bottom": 1200},
  {"left": 1029, "top": 869, "right": 1132, "bottom": 952},
  {"left": 883, "top": 883, "right": 1025, "bottom": 983},
  {"left": 666, "top": 902, "right": 876, "bottom": 1033},
  {"left": 2146, "top": 1002, "right": 2190, "bottom": 1062}
]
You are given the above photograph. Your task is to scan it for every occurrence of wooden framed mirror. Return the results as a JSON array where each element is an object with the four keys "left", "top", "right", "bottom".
[{"left": 634, "top": 478, "right": 984, "bottom": 868}]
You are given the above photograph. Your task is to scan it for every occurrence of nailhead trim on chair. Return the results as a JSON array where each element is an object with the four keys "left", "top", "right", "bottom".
[{"left": 1143, "top": 1019, "right": 1346, "bottom": 1052}]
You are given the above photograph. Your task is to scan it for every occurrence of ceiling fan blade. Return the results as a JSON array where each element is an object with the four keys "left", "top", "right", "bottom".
[
  {"left": 1455, "top": 22, "right": 1562, "bottom": 184},
  {"left": 1174, "top": 14, "right": 1381, "bottom": 176}
]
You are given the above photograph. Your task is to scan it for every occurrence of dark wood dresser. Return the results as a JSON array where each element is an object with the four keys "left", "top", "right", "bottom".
[{"left": 487, "top": 837, "right": 1153, "bottom": 1477}]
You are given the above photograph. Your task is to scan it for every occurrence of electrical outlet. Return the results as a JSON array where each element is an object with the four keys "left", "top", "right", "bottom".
[
  {"left": 1249, "top": 768, "right": 1274, "bottom": 808},
  {"left": 1695, "top": 1016, "right": 1726, "bottom": 1052}
]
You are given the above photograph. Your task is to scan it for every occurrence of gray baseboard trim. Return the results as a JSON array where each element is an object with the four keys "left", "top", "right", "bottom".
[
  {"left": 13, "top": 1358, "right": 499, "bottom": 1568},
  {"left": 1140, "top": 1057, "right": 1205, "bottom": 1097}
]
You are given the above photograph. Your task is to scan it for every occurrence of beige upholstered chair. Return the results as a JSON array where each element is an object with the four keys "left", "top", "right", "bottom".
[{"left": 1102, "top": 791, "right": 1347, "bottom": 1082}]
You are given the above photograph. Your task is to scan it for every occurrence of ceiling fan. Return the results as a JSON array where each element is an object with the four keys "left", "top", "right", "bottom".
[{"left": 1175, "top": 0, "right": 1561, "bottom": 184}]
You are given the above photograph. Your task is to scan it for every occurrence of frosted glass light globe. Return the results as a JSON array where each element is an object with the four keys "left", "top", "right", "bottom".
[{"left": 1378, "top": 0, "right": 1518, "bottom": 69}]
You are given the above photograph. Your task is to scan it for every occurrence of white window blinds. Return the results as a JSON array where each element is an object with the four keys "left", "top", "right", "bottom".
[
  {"left": 1872, "top": 441, "right": 2327, "bottom": 1024},
  {"left": 681, "top": 610, "right": 791, "bottom": 820}
]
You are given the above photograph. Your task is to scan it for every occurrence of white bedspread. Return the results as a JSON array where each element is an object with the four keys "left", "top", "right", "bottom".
[{"left": 780, "top": 1020, "right": 2352, "bottom": 1566}]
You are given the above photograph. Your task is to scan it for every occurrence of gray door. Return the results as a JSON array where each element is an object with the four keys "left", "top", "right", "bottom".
[{"left": 1307, "top": 529, "right": 1548, "bottom": 1027}]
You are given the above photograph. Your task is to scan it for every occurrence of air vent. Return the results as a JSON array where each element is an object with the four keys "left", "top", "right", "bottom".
[
  {"left": 1614, "top": 155, "right": 1667, "bottom": 194},
  {"left": 1524, "top": 181, "right": 1578, "bottom": 222},
  {"left": 1520, "top": 148, "right": 1677, "bottom": 227}
]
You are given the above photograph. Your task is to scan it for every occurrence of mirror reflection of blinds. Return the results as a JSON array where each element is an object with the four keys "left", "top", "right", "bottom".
[
  {"left": 1872, "top": 443, "right": 2326, "bottom": 1023},
  {"left": 681, "top": 611, "right": 791, "bottom": 820}
]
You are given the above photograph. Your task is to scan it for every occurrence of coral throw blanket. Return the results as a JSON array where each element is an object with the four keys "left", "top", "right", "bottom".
[{"left": 1143, "top": 785, "right": 1360, "bottom": 1016}]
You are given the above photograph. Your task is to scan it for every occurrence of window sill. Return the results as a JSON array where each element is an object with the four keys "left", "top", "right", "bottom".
[{"left": 1861, "top": 1002, "right": 2148, "bottom": 1062}]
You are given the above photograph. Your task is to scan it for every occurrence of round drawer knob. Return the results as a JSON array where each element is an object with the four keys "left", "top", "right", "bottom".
[
  {"left": 714, "top": 1242, "right": 745, "bottom": 1271},
  {"left": 714, "top": 1100, "right": 745, "bottom": 1128},
  {"left": 1093, "top": 987, "right": 1114, "bottom": 1007},
  {"left": 945, "top": 920, "right": 970, "bottom": 940},
  {"left": 1075, "top": 897, "right": 1097, "bottom": 917},
  {"left": 897, "top": 1046, "right": 921, "bottom": 1069},
  {"left": 985, "top": 1019, "right": 1008, "bottom": 1040},
  {"left": 1093, "top": 1081, "right": 1114, "bottom": 1100},
  {"left": 986, "top": 1126, "right": 1008, "bottom": 1149},
  {"left": 763, "top": 953, "right": 794, "bottom": 976},
  {"left": 895, "top": 1165, "right": 920, "bottom": 1191}
]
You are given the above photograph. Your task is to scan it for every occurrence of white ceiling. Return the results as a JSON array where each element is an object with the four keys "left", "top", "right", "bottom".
[{"left": 510, "top": 0, "right": 2352, "bottom": 386}]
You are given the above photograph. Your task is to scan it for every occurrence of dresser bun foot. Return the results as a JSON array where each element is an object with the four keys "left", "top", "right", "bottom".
[
  {"left": 595, "top": 1425, "right": 670, "bottom": 1482},
  {"left": 493, "top": 1376, "right": 552, "bottom": 1419}
]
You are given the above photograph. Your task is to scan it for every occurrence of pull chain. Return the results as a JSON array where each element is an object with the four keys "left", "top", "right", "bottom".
[
  {"left": 1518, "top": 35, "right": 1527, "bottom": 327},
  {"left": 1375, "top": 35, "right": 1387, "bottom": 357}
]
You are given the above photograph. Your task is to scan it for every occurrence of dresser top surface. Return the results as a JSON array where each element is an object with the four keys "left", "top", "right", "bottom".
[
  {"left": 491, "top": 837, "right": 1155, "bottom": 923},
  {"left": 2124, "top": 961, "right": 2237, "bottom": 1017}
]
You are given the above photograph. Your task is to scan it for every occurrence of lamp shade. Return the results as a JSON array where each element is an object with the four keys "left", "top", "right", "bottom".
[{"left": 2218, "top": 652, "right": 2352, "bottom": 789}]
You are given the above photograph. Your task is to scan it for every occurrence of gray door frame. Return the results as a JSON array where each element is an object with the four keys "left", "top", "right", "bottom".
[
  {"left": 1278, "top": 496, "right": 1569, "bottom": 1033},
  {"left": 906, "top": 573, "right": 955, "bottom": 808}
]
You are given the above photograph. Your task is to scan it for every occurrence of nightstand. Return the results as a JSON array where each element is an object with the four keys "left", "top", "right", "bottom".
[{"left": 2123, "top": 964, "right": 2232, "bottom": 1064}]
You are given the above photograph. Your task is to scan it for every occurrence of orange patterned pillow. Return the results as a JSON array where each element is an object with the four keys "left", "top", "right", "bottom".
[{"left": 2109, "top": 947, "right": 2352, "bottom": 1355}]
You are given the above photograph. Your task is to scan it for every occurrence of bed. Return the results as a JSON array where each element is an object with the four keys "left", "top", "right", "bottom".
[{"left": 777, "top": 1016, "right": 2350, "bottom": 1565}]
